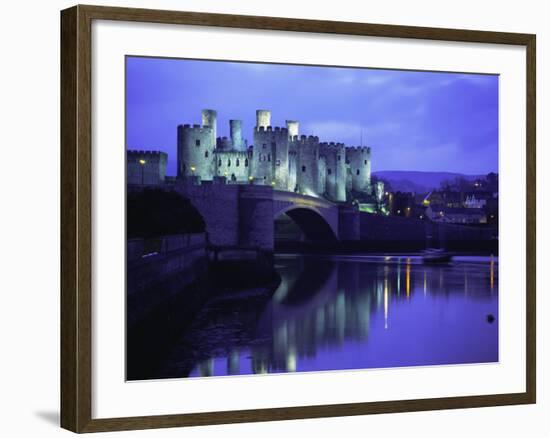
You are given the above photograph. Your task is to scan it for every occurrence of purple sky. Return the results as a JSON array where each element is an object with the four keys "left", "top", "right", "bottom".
[{"left": 126, "top": 56, "right": 498, "bottom": 177}]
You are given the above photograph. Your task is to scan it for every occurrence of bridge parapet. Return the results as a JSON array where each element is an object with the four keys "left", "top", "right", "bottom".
[{"left": 170, "top": 184, "right": 345, "bottom": 249}]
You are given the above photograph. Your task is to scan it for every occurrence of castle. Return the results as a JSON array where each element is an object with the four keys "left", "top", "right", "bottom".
[{"left": 174, "top": 109, "right": 373, "bottom": 203}]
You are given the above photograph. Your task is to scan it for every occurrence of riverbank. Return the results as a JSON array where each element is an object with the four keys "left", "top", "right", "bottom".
[
  {"left": 127, "top": 256, "right": 280, "bottom": 380},
  {"left": 275, "top": 240, "right": 498, "bottom": 255}
]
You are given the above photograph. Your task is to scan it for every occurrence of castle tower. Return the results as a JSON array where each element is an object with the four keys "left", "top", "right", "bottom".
[
  {"left": 335, "top": 143, "right": 347, "bottom": 202},
  {"left": 286, "top": 120, "right": 299, "bottom": 138},
  {"left": 288, "top": 150, "right": 298, "bottom": 192},
  {"left": 177, "top": 123, "right": 215, "bottom": 180},
  {"left": 319, "top": 142, "right": 346, "bottom": 202},
  {"left": 230, "top": 119, "right": 245, "bottom": 151},
  {"left": 318, "top": 154, "right": 327, "bottom": 195},
  {"left": 294, "top": 135, "right": 320, "bottom": 197},
  {"left": 346, "top": 146, "right": 372, "bottom": 193},
  {"left": 256, "top": 110, "right": 271, "bottom": 129},
  {"left": 201, "top": 109, "right": 217, "bottom": 145},
  {"left": 252, "top": 125, "right": 289, "bottom": 189},
  {"left": 127, "top": 150, "right": 167, "bottom": 185}
]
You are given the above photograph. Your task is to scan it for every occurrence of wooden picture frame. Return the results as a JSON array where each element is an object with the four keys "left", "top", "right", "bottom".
[{"left": 61, "top": 4, "right": 536, "bottom": 433}]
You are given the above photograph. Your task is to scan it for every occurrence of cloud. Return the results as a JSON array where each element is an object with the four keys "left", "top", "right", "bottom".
[
  {"left": 455, "top": 74, "right": 498, "bottom": 87},
  {"left": 362, "top": 74, "right": 394, "bottom": 86},
  {"left": 302, "top": 121, "right": 362, "bottom": 143}
]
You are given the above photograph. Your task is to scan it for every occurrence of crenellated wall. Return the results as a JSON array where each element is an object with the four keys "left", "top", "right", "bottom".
[
  {"left": 214, "top": 149, "right": 251, "bottom": 182},
  {"left": 173, "top": 109, "right": 373, "bottom": 202},
  {"left": 346, "top": 146, "right": 372, "bottom": 193},
  {"left": 293, "top": 135, "right": 320, "bottom": 197},
  {"left": 318, "top": 154, "right": 327, "bottom": 196},
  {"left": 177, "top": 124, "right": 215, "bottom": 180},
  {"left": 252, "top": 126, "right": 289, "bottom": 189},
  {"left": 319, "top": 142, "right": 346, "bottom": 202},
  {"left": 288, "top": 150, "right": 298, "bottom": 193},
  {"left": 127, "top": 150, "right": 167, "bottom": 185}
]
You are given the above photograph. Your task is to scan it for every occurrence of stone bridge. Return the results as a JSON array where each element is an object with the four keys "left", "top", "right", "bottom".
[{"left": 172, "top": 183, "right": 360, "bottom": 251}]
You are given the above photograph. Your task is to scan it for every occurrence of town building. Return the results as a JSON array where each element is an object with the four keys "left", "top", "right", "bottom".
[{"left": 425, "top": 206, "right": 487, "bottom": 224}]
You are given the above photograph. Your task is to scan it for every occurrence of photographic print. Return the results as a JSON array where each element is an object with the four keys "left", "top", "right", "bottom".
[{"left": 125, "top": 56, "right": 499, "bottom": 381}]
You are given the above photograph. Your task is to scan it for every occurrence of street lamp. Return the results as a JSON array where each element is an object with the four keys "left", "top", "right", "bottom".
[{"left": 138, "top": 159, "right": 146, "bottom": 185}]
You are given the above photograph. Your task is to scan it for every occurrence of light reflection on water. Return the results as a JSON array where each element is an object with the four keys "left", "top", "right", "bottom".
[{"left": 161, "top": 254, "right": 498, "bottom": 378}]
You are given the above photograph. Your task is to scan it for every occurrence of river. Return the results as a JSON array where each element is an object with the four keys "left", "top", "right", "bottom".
[{"left": 157, "top": 254, "right": 498, "bottom": 378}]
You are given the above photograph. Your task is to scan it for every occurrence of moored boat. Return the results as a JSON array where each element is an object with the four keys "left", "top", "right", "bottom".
[{"left": 421, "top": 248, "right": 453, "bottom": 264}]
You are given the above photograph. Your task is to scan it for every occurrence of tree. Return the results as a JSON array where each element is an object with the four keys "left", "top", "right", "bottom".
[
  {"left": 439, "top": 176, "right": 472, "bottom": 192},
  {"left": 127, "top": 188, "right": 205, "bottom": 238}
]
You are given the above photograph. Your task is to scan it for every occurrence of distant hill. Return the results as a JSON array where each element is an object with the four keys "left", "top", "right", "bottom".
[{"left": 372, "top": 170, "right": 483, "bottom": 193}]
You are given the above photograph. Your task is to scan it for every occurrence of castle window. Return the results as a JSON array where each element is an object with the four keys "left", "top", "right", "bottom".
[
  {"left": 196, "top": 139, "right": 200, "bottom": 147},
  {"left": 268, "top": 154, "right": 271, "bottom": 162},
  {"left": 364, "top": 160, "right": 367, "bottom": 165},
  {"left": 356, "top": 169, "right": 360, "bottom": 175},
  {"left": 276, "top": 159, "right": 281, "bottom": 166},
  {"left": 245, "top": 158, "right": 249, "bottom": 167},
  {"left": 302, "top": 165, "right": 306, "bottom": 172},
  {"left": 262, "top": 143, "right": 266, "bottom": 149},
  {"left": 236, "top": 159, "right": 240, "bottom": 167},
  {"left": 205, "top": 151, "right": 209, "bottom": 158},
  {"left": 337, "top": 155, "right": 341, "bottom": 161},
  {"left": 328, "top": 168, "right": 332, "bottom": 175},
  {"left": 218, "top": 159, "right": 222, "bottom": 166},
  {"left": 228, "top": 159, "right": 231, "bottom": 167}
]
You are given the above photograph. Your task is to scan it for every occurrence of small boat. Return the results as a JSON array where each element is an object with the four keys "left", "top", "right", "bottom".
[{"left": 421, "top": 248, "right": 453, "bottom": 264}]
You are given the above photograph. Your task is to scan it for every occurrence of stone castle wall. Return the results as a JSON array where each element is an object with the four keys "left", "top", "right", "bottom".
[
  {"left": 346, "top": 146, "right": 371, "bottom": 193},
  {"left": 293, "top": 135, "right": 320, "bottom": 197},
  {"left": 318, "top": 154, "right": 327, "bottom": 196},
  {"left": 177, "top": 124, "right": 215, "bottom": 179},
  {"left": 173, "top": 109, "right": 373, "bottom": 203},
  {"left": 214, "top": 150, "right": 251, "bottom": 182},
  {"left": 320, "top": 142, "right": 346, "bottom": 202},
  {"left": 288, "top": 150, "right": 298, "bottom": 193},
  {"left": 253, "top": 126, "right": 289, "bottom": 190},
  {"left": 127, "top": 150, "right": 167, "bottom": 185}
]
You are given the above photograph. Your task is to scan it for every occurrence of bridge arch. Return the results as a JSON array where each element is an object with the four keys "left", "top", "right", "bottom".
[{"left": 274, "top": 205, "right": 338, "bottom": 243}]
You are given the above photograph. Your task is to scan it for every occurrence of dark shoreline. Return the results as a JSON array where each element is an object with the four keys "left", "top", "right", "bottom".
[
  {"left": 274, "top": 240, "right": 498, "bottom": 255},
  {"left": 126, "top": 257, "right": 281, "bottom": 381}
]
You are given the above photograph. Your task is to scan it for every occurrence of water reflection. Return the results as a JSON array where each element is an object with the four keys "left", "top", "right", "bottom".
[{"left": 159, "top": 254, "right": 498, "bottom": 378}]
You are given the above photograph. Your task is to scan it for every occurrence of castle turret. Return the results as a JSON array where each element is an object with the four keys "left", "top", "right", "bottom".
[
  {"left": 346, "top": 146, "right": 372, "bottom": 193},
  {"left": 286, "top": 120, "right": 299, "bottom": 138},
  {"left": 320, "top": 142, "right": 346, "bottom": 202},
  {"left": 230, "top": 119, "right": 245, "bottom": 151},
  {"left": 177, "top": 123, "right": 215, "bottom": 180},
  {"left": 294, "top": 135, "right": 320, "bottom": 197},
  {"left": 127, "top": 150, "right": 167, "bottom": 185},
  {"left": 256, "top": 110, "right": 271, "bottom": 129},
  {"left": 202, "top": 109, "right": 217, "bottom": 145},
  {"left": 252, "top": 124, "right": 289, "bottom": 189}
]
